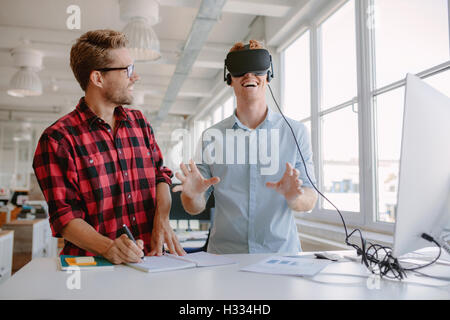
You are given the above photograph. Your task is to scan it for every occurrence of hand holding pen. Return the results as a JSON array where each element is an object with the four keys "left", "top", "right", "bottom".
[
  {"left": 122, "top": 224, "right": 145, "bottom": 260},
  {"left": 102, "top": 224, "right": 145, "bottom": 264}
]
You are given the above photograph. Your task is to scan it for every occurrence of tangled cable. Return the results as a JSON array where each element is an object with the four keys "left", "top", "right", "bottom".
[{"left": 267, "top": 84, "right": 441, "bottom": 280}]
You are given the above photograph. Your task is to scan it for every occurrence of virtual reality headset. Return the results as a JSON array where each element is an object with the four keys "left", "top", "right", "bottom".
[{"left": 224, "top": 47, "right": 274, "bottom": 85}]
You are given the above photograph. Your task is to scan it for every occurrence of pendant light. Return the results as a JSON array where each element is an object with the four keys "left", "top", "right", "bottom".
[
  {"left": 7, "top": 42, "right": 43, "bottom": 97},
  {"left": 120, "top": 0, "right": 161, "bottom": 61}
]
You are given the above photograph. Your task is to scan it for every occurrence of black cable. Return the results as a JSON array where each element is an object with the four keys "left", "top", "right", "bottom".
[
  {"left": 267, "top": 84, "right": 441, "bottom": 280},
  {"left": 266, "top": 85, "right": 350, "bottom": 238},
  {"left": 402, "top": 234, "right": 442, "bottom": 271}
]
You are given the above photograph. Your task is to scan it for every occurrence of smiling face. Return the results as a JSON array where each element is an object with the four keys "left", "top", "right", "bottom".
[
  {"left": 101, "top": 48, "right": 139, "bottom": 105},
  {"left": 230, "top": 72, "right": 267, "bottom": 104}
]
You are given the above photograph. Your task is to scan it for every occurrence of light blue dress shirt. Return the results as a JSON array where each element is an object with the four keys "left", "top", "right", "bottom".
[{"left": 197, "top": 107, "right": 316, "bottom": 254}]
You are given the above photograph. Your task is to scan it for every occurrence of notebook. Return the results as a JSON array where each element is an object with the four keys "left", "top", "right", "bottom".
[
  {"left": 126, "top": 251, "right": 237, "bottom": 273},
  {"left": 58, "top": 255, "right": 114, "bottom": 271}
]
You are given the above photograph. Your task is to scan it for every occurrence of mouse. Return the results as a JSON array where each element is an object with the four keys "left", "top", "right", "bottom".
[{"left": 314, "top": 252, "right": 340, "bottom": 261}]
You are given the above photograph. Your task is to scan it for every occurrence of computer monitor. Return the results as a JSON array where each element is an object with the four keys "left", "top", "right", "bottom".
[
  {"left": 170, "top": 184, "right": 214, "bottom": 222},
  {"left": 392, "top": 73, "right": 450, "bottom": 257},
  {"left": 10, "top": 190, "right": 29, "bottom": 207}
]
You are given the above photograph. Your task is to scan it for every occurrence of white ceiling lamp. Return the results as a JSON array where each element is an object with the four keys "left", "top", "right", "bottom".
[
  {"left": 7, "top": 42, "right": 43, "bottom": 97},
  {"left": 120, "top": 0, "right": 161, "bottom": 61}
]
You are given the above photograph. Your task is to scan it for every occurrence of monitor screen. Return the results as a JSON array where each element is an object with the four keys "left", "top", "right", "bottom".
[
  {"left": 170, "top": 184, "right": 214, "bottom": 221},
  {"left": 393, "top": 74, "right": 450, "bottom": 257},
  {"left": 11, "top": 190, "right": 29, "bottom": 207}
]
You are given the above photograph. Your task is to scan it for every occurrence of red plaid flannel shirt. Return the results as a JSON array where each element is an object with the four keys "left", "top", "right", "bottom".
[{"left": 33, "top": 98, "right": 173, "bottom": 256}]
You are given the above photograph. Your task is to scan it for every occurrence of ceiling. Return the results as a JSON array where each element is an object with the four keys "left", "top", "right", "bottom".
[{"left": 0, "top": 0, "right": 333, "bottom": 140}]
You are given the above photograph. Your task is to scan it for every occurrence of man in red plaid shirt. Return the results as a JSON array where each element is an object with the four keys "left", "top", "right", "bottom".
[{"left": 33, "top": 29, "right": 185, "bottom": 264}]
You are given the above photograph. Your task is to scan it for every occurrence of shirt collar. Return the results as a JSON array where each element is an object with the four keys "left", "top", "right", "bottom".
[
  {"left": 76, "top": 97, "right": 131, "bottom": 129},
  {"left": 114, "top": 104, "right": 130, "bottom": 123},
  {"left": 231, "top": 106, "right": 275, "bottom": 130}
]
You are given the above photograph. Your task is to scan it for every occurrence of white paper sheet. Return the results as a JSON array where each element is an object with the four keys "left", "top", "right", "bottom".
[
  {"left": 126, "top": 255, "right": 195, "bottom": 273},
  {"left": 126, "top": 252, "right": 237, "bottom": 273},
  {"left": 167, "top": 251, "right": 237, "bottom": 267},
  {"left": 240, "top": 256, "right": 332, "bottom": 277}
]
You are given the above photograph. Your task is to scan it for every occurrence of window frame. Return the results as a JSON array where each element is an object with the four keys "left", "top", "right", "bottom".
[{"left": 281, "top": 0, "right": 450, "bottom": 234}]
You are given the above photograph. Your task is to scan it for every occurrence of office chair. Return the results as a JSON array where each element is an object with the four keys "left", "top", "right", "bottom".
[
  {"left": 183, "top": 228, "right": 211, "bottom": 253},
  {"left": 182, "top": 193, "right": 215, "bottom": 253}
]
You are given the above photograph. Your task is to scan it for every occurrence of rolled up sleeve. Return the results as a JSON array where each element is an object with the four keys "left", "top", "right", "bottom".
[
  {"left": 32, "top": 134, "right": 85, "bottom": 237},
  {"left": 147, "top": 124, "right": 173, "bottom": 186}
]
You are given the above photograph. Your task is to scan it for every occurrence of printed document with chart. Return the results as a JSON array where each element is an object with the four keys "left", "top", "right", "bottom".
[{"left": 240, "top": 256, "right": 332, "bottom": 277}]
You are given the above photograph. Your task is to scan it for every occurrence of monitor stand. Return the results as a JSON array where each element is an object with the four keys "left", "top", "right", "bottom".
[
  {"left": 186, "top": 220, "right": 192, "bottom": 232},
  {"left": 436, "top": 232, "right": 450, "bottom": 256}
]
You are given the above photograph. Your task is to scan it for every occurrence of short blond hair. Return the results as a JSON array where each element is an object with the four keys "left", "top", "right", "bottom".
[
  {"left": 229, "top": 40, "right": 264, "bottom": 53},
  {"left": 70, "top": 29, "right": 128, "bottom": 91}
]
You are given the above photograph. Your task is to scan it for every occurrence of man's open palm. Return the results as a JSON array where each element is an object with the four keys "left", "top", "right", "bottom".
[
  {"left": 172, "top": 160, "right": 220, "bottom": 198},
  {"left": 266, "top": 163, "right": 304, "bottom": 202}
]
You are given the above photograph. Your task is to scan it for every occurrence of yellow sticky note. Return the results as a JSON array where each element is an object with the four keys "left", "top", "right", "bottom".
[
  {"left": 75, "top": 257, "right": 95, "bottom": 264},
  {"left": 65, "top": 257, "right": 97, "bottom": 266}
]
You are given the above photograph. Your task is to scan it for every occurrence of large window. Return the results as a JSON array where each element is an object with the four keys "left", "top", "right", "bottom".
[
  {"left": 211, "top": 96, "right": 235, "bottom": 125},
  {"left": 319, "top": 0, "right": 360, "bottom": 214},
  {"left": 373, "top": 0, "right": 450, "bottom": 223},
  {"left": 424, "top": 69, "right": 450, "bottom": 97},
  {"left": 373, "top": 0, "right": 449, "bottom": 89},
  {"left": 213, "top": 106, "right": 222, "bottom": 125},
  {"left": 284, "top": 31, "right": 310, "bottom": 121},
  {"left": 223, "top": 96, "right": 235, "bottom": 118},
  {"left": 282, "top": 0, "right": 450, "bottom": 230},
  {"left": 0, "top": 122, "right": 35, "bottom": 190},
  {"left": 374, "top": 88, "right": 405, "bottom": 223},
  {"left": 320, "top": 0, "right": 357, "bottom": 110},
  {"left": 321, "top": 105, "right": 359, "bottom": 212}
]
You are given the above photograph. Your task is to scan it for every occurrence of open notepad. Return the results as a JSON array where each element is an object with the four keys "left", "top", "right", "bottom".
[{"left": 126, "top": 252, "right": 237, "bottom": 273}]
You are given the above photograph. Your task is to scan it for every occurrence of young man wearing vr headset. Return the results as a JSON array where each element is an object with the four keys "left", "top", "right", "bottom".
[{"left": 173, "top": 40, "right": 318, "bottom": 254}]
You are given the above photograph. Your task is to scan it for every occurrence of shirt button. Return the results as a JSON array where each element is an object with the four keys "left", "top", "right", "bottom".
[
  {"left": 132, "top": 217, "right": 136, "bottom": 222},
  {"left": 124, "top": 172, "right": 128, "bottom": 176},
  {"left": 107, "top": 128, "right": 111, "bottom": 133},
  {"left": 89, "top": 159, "right": 93, "bottom": 164},
  {"left": 147, "top": 152, "right": 150, "bottom": 156},
  {"left": 127, "top": 194, "right": 131, "bottom": 199},
  {"left": 118, "top": 150, "right": 122, "bottom": 154}
]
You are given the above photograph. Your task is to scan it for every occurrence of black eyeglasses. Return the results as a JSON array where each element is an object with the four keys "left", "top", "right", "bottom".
[{"left": 96, "top": 64, "right": 135, "bottom": 78}]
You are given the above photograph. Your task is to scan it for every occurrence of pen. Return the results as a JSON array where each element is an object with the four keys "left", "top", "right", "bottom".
[
  {"left": 122, "top": 224, "right": 144, "bottom": 261},
  {"left": 122, "top": 224, "right": 137, "bottom": 243}
]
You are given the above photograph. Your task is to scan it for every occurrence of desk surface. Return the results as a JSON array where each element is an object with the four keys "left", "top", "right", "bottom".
[{"left": 0, "top": 250, "right": 449, "bottom": 300}]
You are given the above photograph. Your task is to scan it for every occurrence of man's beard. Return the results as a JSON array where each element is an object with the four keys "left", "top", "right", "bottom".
[{"left": 104, "top": 86, "right": 133, "bottom": 106}]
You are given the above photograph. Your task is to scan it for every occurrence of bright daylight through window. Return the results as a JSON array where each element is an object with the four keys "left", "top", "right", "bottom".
[
  {"left": 373, "top": 0, "right": 450, "bottom": 223},
  {"left": 283, "top": 0, "right": 450, "bottom": 227},
  {"left": 319, "top": 0, "right": 359, "bottom": 214}
]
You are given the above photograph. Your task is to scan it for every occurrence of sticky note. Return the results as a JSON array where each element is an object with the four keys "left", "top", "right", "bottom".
[
  {"left": 75, "top": 257, "right": 95, "bottom": 264},
  {"left": 65, "top": 257, "right": 97, "bottom": 266}
]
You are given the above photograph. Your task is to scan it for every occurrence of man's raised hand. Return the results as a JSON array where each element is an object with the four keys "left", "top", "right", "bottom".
[
  {"left": 172, "top": 160, "right": 220, "bottom": 199},
  {"left": 265, "top": 162, "right": 304, "bottom": 203}
]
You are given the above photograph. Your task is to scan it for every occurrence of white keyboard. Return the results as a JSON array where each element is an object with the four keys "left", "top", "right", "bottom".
[
  {"left": 175, "top": 230, "right": 209, "bottom": 242},
  {"left": 399, "top": 251, "right": 450, "bottom": 265}
]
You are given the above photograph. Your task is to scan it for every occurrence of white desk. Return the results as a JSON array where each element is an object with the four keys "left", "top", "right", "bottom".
[{"left": 0, "top": 250, "right": 449, "bottom": 300}]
